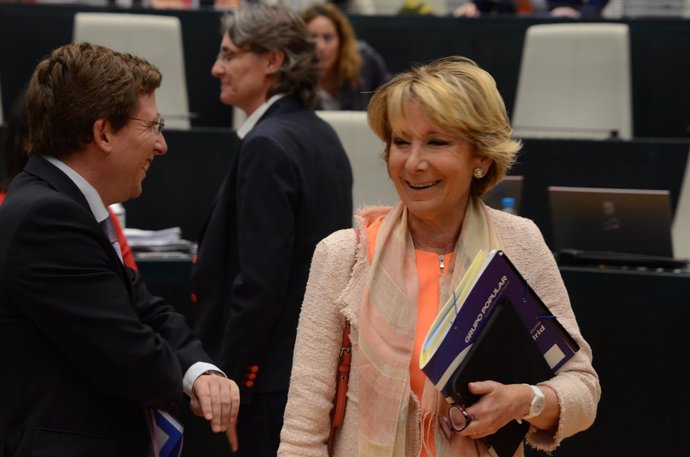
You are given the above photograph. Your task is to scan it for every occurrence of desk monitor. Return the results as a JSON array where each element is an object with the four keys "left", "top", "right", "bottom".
[
  {"left": 482, "top": 176, "right": 524, "bottom": 214},
  {"left": 548, "top": 186, "right": 674, "bottom": 257}
]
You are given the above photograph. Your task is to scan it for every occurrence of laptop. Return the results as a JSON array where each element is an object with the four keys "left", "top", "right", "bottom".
[
  {"left": 483, "top": 176, "right": 524, "bottom": 214},
  {"left": 548, "top": 186, "right": 687, "bottom": 268}
]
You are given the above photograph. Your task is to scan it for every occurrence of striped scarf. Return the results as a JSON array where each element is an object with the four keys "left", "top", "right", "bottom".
[{"left": 357, "top": 199, "right": 503, "bottom": 456}]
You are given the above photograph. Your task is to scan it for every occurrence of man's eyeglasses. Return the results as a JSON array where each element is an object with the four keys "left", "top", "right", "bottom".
[
  {"left": 438, "top": 403, "right": 475, "bottom": 440},
  {"left": 129, "top": 115, "right": 165, "bottom": 135},
  {"left": 216, "top": 49, "right": 251, "bottom": 64}
]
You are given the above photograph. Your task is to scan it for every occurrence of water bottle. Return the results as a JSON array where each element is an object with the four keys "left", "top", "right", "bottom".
[
  {"left": 109, "top": 203, "right": 126, "bottom": 228},
  {"left": 500, "top": 197, "right": 517, "bottom": 215}
]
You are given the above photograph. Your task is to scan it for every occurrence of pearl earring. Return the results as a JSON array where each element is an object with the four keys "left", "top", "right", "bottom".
[{"left": 473, "top": 167, "right": 484, "bottom": 178}]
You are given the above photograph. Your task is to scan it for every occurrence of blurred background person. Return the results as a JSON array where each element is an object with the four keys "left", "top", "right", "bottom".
[
  {"left": 279, "top": 56, "right": 599, "bottom": 456},
  {"left": 301, "top": 2, "right": 391, "bottom": 110},
  {"left": 189, "top": 4, "right": 353, "bottom": 456},
  {"left": 0, "top": 87, "right": 138, "bottom": 270},
  {"left": 453, "top": 0, "right": 609, "bottom": 18}
]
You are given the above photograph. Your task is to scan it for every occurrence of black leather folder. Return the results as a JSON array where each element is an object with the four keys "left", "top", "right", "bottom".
[{"left": 449, "top": 298, "right": 553, "bottom": 457}]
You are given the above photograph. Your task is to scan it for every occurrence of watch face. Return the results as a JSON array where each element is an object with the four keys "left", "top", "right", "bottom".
[{"left": 532, "top": 394, "right": 545, "bottom": 415}]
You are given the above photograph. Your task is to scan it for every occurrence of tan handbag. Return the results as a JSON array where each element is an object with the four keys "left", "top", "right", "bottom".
[{"left": 327, "top": 319, "right": 351, "bottom": 456}]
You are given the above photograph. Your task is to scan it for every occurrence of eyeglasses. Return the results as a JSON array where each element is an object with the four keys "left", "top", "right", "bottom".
[
  {"left": 129, "top": 115, "right": 165, "bottom": 135},
  {"left": 438, "top": 403, "right": 475, "bottom": 439},
  {"left": 216, "top": 49, "right": 251, "bottom": 64}
]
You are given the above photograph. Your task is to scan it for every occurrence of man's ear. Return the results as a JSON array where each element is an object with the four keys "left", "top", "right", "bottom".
[
  {"left": 93, "top": 118, "right": 112, "bottom": 153},
  {"left": 265, "top": 50, "right": 285, "bottom": 75}
]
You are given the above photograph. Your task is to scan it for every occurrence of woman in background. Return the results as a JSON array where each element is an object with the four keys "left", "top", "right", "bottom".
[{"left": 301, "top": 2, "right": 391, "bottom": 110}]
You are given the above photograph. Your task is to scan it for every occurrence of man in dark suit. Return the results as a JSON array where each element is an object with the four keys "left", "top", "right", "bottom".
[
  {"left": 190, "top": 4, "right": 353, "bottom": 456},
  {"left": 0, "top": 43, "right": 240, "bottom": 457}
]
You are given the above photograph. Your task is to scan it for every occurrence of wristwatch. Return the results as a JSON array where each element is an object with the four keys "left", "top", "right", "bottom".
[
  {"left": 201, "top": 369, "right": 226, "bottom": 378},
  {"left": 523, "top": 384, "right": 545, "bottom": 420}
]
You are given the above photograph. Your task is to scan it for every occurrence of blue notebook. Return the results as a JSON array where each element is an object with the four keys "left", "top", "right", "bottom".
[{"left": 420, "top": 249, "right": 579, "bottom": 397}]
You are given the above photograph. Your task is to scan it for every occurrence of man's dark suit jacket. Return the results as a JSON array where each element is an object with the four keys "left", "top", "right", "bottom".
[
  {"left": 0, "top": 156, "right": 211, "bottom": 457},
  {"left": 191, "top": 94, "right": 353, "bottom": 402}
]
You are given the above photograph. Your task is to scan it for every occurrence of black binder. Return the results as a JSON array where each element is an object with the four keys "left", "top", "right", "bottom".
[{"left": 449, "top": 297, "right": 553, "bottom": 457}]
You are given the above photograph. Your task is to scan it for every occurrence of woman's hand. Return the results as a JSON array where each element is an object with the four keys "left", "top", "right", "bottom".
[
  {"left": 455, "top": 381, "right": 559, "bottom": 439},
  {"left": 455, "top": 381, "right": 531, "bottom": 439}
]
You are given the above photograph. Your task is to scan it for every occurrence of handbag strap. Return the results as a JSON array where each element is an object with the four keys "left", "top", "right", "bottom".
[
  {"left": 327, "top": 227, "right": 358, "bottom": 455},
  {"left": 328, "top": 320, "right": 351, "bottom": 455}
]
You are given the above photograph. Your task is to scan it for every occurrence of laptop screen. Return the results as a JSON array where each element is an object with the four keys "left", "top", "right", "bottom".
[{"left": 548, "top": 186, "right": 674, "bottom": 257}]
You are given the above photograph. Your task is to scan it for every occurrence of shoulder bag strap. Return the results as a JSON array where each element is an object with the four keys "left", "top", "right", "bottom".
[
  {"left": 327, "top": 320, "right": 351, "bottom": 455},
  {"left": 327, "top": 228, "right": 358, "bottom": 455}
]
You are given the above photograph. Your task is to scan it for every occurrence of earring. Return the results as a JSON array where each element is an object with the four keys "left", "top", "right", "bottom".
[{"left": 473, "top": 167, "right": 484, "bottom": 178}]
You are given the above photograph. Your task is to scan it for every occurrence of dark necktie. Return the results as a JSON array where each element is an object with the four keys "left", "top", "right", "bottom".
[{"left": 100, "top": 215, "right": 124, "bottom": 264}]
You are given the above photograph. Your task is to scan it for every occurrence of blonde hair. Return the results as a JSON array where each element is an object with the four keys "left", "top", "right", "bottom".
[
  {"left": 301, "top": 2, "right": 363, "bottom": 88},
  {"left": 367, "top": 56, "right": 521, "bottom": 196}
]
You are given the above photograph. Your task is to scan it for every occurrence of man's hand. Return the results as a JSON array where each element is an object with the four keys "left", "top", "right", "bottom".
[{"left": 190, "top": 373, "right": 240, "bottom": 451}]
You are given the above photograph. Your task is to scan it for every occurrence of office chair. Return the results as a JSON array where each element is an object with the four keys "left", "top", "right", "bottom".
[
  {"left": 315, "top": 110, "right": 397, "bottom": 211},
  {"left": 73, "top": 12, "right": 191, "bottom": 130},
  {"left": 512, "top": 23, "right": 632, "bottom": 140}
]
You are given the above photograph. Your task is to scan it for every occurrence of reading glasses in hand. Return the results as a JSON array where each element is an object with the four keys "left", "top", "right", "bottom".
[
  {"left": 439, "top": 403, "right": 475, "bottom": 439},
  {"left": 129, "top": 115, "right": 165, "bottom": 135}
]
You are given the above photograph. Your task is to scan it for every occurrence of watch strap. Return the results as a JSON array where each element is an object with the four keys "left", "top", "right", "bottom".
[{"left": 522, "top": 384, "right": 545, "bottom": 420}]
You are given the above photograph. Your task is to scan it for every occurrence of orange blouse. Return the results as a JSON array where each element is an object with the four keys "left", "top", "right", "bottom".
[{"left": 367, "top": 216, "right": 452, "bottom": 457}]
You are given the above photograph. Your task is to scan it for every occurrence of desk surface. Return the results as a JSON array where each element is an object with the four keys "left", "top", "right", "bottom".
[
  {"left": 137, "top": 255, "right": 690, "bottom": 456},
  {"left": 553, "top": 265, "right": 690, "bottom": 457}
]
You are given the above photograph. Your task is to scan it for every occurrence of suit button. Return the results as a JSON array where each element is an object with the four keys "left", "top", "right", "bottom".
[
  {"left": 192, "top": 254, "right": 198, "bottom": 264},
  {"left": 190, "top": 292, "right": 198, "bottom": 303},
  {"left": 246, "top": 373, "right": 256, "bottom": 380},
  {"left": 249, "top": 365, "right": 259, "bottom": 373},
  {"left": 244, "top": 380, "right": 254, "bottom": 388}
]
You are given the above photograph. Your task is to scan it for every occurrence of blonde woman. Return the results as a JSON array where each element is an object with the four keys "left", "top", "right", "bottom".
[{"left": 279, "top": 56, "right": 600, "bottom": 456}]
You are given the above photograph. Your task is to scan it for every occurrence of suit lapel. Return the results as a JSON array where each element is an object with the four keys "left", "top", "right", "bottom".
[{"left": 24, "top": 156, "right": 131, "bottom": 286}]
